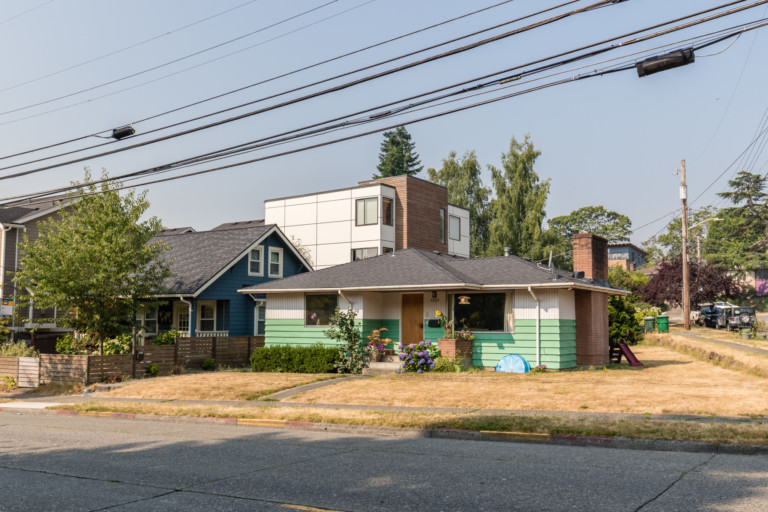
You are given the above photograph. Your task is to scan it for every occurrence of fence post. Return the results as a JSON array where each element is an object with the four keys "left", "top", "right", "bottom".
[
  {"left": 212, "top": 337, "right": 217, "bottom": 360},
  {"left": 174, "top": 337, "right": 178, "bottom": 366},
  {"left": 84, "top": 355, "right": 90, "bottom": 388},
  {"left": 247, "top": 337, "right": 252, "bottom": 361},
  {"left": 131, "top": 326, "right": 137, "bottom": 379}
]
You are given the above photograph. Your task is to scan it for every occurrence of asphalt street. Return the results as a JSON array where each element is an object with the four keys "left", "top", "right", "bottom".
[{"left": 1, "top": 413, "right": 767, "bottom": 511}]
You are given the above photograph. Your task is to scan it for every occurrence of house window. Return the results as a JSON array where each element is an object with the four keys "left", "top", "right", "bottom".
[
  {"left": 382, "top": 246, "right": 393, "bottom": 254},
  {"left": 352, "top": 247, "right": 377, "bottom": 261},
  {"left": 305, "top": 293, "right": 337, "bottom": 326},
  {"left": 197, "top": 301, "right": 216, "bottom": 332},
  {"left": 135, "top": 306, "right": 158, "bottom": 334},
  {"left": 173, "top": 302, "right": 190, "bottom": 333},
  {"left": 268, "top": 247, "right": 283, "bottom": 278},
  {"left": 440, "top": 208, "right": 445, "bottom": 244},
  {"left": 382, "top": 197, "right": 394, "bottom": 226},
  {"left": 453, "top": 293, "right": 506, "bottom": 331},
  {"left": 248, "top": 247, "right": 263, "bottom": 276},
  {"left": 756, "top": 269, "right": 768, "bottom": 280},
  {"left": 254, "top": 303, "right": 266, "bottom": 336},
  {"left": 355, "top": 197, "right": 378, "bottom": 226},
  {"left": 449, "top": 215, "right": 461, "bottom": 241}
]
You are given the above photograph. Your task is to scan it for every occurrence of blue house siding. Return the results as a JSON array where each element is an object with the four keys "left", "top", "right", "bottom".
[{"left": 195, "top": 233, "right": 309, "bottom": 336}]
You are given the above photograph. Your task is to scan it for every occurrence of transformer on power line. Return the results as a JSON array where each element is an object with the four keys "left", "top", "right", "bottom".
[
  {"left": 636, "top": 48, "right": 695, "bottom": 78},
  {"left": 111, "top": 124, "right": 135, "bottom": 140}
]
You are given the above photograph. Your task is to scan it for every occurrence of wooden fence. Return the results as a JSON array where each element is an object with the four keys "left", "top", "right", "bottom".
[{"left": 1, "top": 336, "right": 264, "bottom": 387}]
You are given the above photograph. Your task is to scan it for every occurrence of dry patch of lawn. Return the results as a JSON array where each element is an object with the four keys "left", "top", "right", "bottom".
[
  {"left": 56, "top": 401, "right": 768, "bottom": 446},
  {"left": 101, "top": 372, "right": 340, "bottom": 401},
  {"left": 284, "top": 344, "right": 768, "bottom": 417},
  {"left": 675, "top": 324, "right": 768, "bottom": 351}
]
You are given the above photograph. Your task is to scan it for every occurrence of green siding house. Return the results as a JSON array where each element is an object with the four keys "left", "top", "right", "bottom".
[{"left": 240, "top": 234, "right": 625, "bottom": 370}]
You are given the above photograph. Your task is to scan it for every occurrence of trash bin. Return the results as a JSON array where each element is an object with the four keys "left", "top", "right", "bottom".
[
  {"left": 656, "top": 315, "right": 669, "bottom": 333},
  {"left": 643, "top": 316, "right": 656, "bottom": 333}
]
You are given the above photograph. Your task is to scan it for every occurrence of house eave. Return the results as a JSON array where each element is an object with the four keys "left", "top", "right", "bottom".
[{"left": 238, "top": 282, "right": 628, "bottom": 295}]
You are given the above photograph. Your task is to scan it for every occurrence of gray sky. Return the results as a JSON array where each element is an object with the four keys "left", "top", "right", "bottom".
[{"left": 1, "top": 0, "right": 767, "bottom": 246}]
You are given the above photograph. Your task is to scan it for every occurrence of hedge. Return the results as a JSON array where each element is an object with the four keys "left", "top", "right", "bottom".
[{"left": 250, "top": 344, "right": 339, "bottom": 373}]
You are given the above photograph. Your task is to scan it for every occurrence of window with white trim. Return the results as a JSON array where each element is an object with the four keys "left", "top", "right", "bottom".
[
  {"left": 352, "top": 247, "right": 377, "bottom": 261},
  {"left": 449, "top": 215, "right": 461, "bottom": 241},
  {"left": 382, "top": 197, "right": 394, "bottom": 226},
  {"left": 248, "top": 246, "right": 263, "bottom": 276},
  {"left": 355, "top": 197, "right": 378, "bottom": 226},
  {"left": 173, "top": 302, "right": 190, "bottom": 332},
  {"left": 268, "top": 247, "right": 283, "bottom": 278},
  {"left": 254, "top": 303, "right": 266, "bottom": 336},
  {"left": 135, "top": 306, "right": 158, "bottom": 334},
  {"left": 197, "top": 301, "right": 216, "bottom": 332}
]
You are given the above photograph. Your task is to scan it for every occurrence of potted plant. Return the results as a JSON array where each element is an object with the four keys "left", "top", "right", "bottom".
[
  {"left": 436, "top": 310, "right": 474, "bottom": 364},
  {"left": 366, "top": 328, "right": 391, "bottom": 362}
]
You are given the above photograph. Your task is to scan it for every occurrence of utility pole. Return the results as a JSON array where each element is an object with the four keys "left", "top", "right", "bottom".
[{"left": 680, "top": 160, "right": 690, "bottom": 331}]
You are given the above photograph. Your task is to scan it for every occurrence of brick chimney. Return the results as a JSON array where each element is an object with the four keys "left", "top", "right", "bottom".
[{"left": 572, "top": 233, "right": 608, "bottom": 281}]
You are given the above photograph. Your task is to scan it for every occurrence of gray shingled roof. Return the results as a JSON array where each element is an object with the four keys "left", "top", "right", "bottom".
[
  {"left": 239, "top": 248, "right": 623, "bottom": 294},
  {"left": 153, "top": 225, "right": 274, "bottom": 295},
  {"left": 0, "top": 196, "right": 70, "bottom": 224}
]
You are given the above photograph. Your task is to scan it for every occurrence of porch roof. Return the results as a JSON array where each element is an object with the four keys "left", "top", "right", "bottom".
[{"left": 238, "top": 248, "right": 627, "bottom": 295}]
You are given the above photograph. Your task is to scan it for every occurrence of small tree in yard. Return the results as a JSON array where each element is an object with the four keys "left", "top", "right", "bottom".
[
  {"left": 641, "top": 256, "right": 740, "bottom": 308},
  {"left": 324, "top": 306, "right": 367, "bottom": 373},
  {"left": 14, "top": 170, "right": 171, "bottom": 352}
]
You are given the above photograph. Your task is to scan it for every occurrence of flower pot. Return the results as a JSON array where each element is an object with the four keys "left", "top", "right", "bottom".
[
  {"left": 369, "top": 351, "right": 382, "bottom": 362},
  {"left": 453, "top": 364, "right": 463, "bottom": 373},
  {"left": 439, "top": 338, "right": 473, "bottom": 361},
  {"left": 741, "top": 331, "right": 751, "bottom": 340}
]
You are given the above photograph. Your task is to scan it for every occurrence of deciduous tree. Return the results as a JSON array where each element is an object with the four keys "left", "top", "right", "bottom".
[
  {"left": 548, "top": 205, "right": 632, "bottom": 243},
  {"left": 641, "top": 257, "right": 739, "bottom": 308},
  {"left": 14, "top": 170, "right": 171, "bottom": 345},
  {"left": 486, "top": 135, "right": 550, "bottom": 259},
  {"left": 427, "top": 150, "right": 490, "bottom": 256}
]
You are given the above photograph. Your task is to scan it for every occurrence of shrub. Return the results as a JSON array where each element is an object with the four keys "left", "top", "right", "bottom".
[
  {"left": 324, "top": 307, "right": 367, "bottom": 374},
  {"left": 396, "top": 341, "right": 438, "bottom": 373},
  {"left": 145, "top": 364, "right": 160, "bottom": 377},
  {"left": 609, "top": 296, "right": 643, "bottom": 346},
  {"left": 152, "top": 329, "right": 178, "bottom": 345},
  {"left": 56, "top": 333, "right": 96, "bottom": 355},
  {"left": 250, "top": 345, "right": 338, "bottom": 373},
  {"left": 169, "top": 364, "right": 186, "bottom": 375},
  {"left": 431, "top": 357, "right": 456, "bottom": 372},
  {"left": 102, "top": 334, "right": 132, "bottom": 355},
  {"left": 0, "top": 341, "right": 39, "bottom": 357},
  {"left": 202, "top": 358, "right": 216, "bottom": 371},
  {"left": 2, "top": 375, "right": 17, "bottom": 391},
  {"left": 101, "top": 374, "right": 125, "bottom": 384}
]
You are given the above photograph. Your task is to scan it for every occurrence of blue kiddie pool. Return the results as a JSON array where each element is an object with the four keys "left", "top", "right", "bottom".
[{"left": 495, "top": 354, "right": 531, "bottom": 373}]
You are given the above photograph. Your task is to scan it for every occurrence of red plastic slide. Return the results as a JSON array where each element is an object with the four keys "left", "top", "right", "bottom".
[{"left": 619, "top": 343, "right": 643, "bottom": 366}]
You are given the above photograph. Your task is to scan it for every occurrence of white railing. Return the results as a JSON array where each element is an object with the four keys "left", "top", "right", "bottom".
[{"left": 176, "top": 330, "right": 229, "bottom": 338}]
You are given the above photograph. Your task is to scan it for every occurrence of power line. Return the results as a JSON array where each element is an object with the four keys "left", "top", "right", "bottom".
[
  {"left": 0, "top": 0, "right": 55, "bottom": 26},
  {"left": 0, "top": 0, "right": 264, "bottom": 94},
  {"left": 0, "top": 0, "right": 342, "bottom": 118},
  {"left": 2, "top": 0, "right": 759, "bottom": 182},
  {"left": 0, "top": 0, "right": 619, "bottom": 177}
]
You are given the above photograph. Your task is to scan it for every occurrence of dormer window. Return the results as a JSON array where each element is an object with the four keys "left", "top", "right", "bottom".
[{"left": 248, "top": 247, "right": 263, "bottom": 276}]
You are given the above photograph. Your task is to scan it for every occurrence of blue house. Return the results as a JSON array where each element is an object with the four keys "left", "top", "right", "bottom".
[{"left": 136, "top": 221, "right": 312, "bottom": 341}]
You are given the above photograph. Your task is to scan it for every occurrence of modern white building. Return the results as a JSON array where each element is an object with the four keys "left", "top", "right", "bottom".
[{"left": 265, "top": 176, "right": 470, "bottom": 269}]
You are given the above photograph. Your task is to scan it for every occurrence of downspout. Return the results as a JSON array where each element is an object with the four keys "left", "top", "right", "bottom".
[
  {"left": 338, "top": 289, "right": 353, "bottom": 308},
  {"left": 527, "top": 286, "right": 541, "bottom": 367},
  {"left": 178, "top": 296, "right": 193, "bottom": 337}
]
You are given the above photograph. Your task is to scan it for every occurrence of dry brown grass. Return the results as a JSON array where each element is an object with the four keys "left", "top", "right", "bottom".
[
  {"left": 284, "top": 344, "right": 768, "bottom": 417},
  {"left": 675, "top": 324, "right": 768, "bottom": 350},
  {"left": 57, "top": 401, "right": 768, "bottom": 446},
  {"left": 102, "top": 372, "right": 340, "bottom": 401}
]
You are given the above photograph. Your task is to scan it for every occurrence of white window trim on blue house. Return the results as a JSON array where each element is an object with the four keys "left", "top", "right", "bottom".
[
  {"left": 268, "top": 247, "right": 283, "bottom": 278},
  {"left": 248, "top": 246, "right": 264, "bottom": 277}
]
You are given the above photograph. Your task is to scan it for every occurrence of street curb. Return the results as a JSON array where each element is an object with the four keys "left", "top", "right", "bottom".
[{"left": 4, "top": 405, "right": 767, "bottom": 455}]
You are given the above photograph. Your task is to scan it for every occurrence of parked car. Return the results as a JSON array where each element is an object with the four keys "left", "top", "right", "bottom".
[
  {"left": 697, "top": 304, "right": 721, "bottom": 328},
  {"left": 725, "top": 306, "right": 756, "bottom": 331}
]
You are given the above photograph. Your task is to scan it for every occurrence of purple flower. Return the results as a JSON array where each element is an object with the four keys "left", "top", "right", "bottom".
[
  {"left": 419, "top": 341, "right": 425, "bottom": 347},
  {"left": 398, "top": 353, "right": 405, "bottom": 360},
  {"left": 418, "top": 358, "right": 425, "bottom": 365},
  {"left": 430, "top": 363, "right": 435, "bottom": 369},
  {"left": 425, "top": 340, "right": 431, "bottom": 346},
  {"left": 398, "top": 344, "right": 403, "bottom": 351},
  {"left": 417, "top": 369, "right": 423, "bottom": 374}
]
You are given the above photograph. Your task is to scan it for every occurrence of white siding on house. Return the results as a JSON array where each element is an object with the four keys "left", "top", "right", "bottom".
[
  {"left": 447, "top": 205, "right": 470, "bottom": 258},
  {"left": 514, "top": 289, "right": 563, "bottom": 320},
  {"left": 266, "top": 293, "right": 303, "bottom": 320},
  {"left": 558, "top": 289, "right": 576, "bottom": 321}
]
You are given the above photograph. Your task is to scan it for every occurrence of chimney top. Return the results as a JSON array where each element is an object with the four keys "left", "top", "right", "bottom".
[{"left": 572, "top": 233, "right": 608, "bottom": 281}]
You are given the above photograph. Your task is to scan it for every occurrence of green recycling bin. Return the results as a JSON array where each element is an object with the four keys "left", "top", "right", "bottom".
[
  {"left": 644, "top": 316, "right": 656, "bottom": 333},
  {"left": 656, "top": 315, "right": 669, "bottom": 333}
]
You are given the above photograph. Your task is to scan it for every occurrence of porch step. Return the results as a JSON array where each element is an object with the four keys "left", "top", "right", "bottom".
[{"left": 362, "top": 361, "right": 401, "bottom": 376}]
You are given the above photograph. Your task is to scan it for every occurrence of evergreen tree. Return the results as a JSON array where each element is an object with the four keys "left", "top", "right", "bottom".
[{"left": 374, "top": 126, "right": 423, "bottom": 178}]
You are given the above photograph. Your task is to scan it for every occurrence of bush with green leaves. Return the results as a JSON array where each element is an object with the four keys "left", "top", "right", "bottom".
[
  {"left": 202, "top": 358, "right": 216, "bottom": 371},
  {"left": 2, "top": 375, "right": 17, "bottom": 391},
  {"left": 102, "top": 334, "right": 132, "bottom": 355},
  {"left": 145, "top": 364, "right": 160, "bottom": 377},
  {"left": 324, "top": 306, "right": 367, "bottom": 374},
  {"left": 0, "top": 341, "right": 39, "bottom": 357},
  {"left": 609, "top": 296, "right": 643, "bottom": 345},
  {"left": 152, "top": 329, "right": 178, "bottom": 345},
  {"left": 250, "top": 345, "right": 338, "bottom": 373},
  {"left": 56, "top": 332, "right": 132, "bottom": 355}
]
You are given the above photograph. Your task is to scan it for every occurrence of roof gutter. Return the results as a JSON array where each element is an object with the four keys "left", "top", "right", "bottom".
[{"left": 527, "top": 286, "right": 540, "bottom": 368}]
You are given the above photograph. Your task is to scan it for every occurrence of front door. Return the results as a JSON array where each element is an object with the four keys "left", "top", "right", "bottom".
[{"left": 401, "top": 294, "right": 424, "bottom": 344}]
